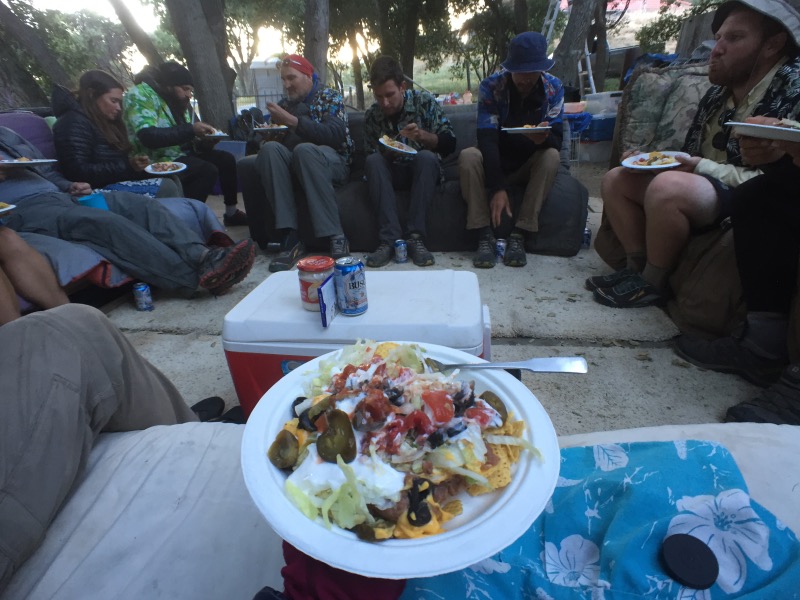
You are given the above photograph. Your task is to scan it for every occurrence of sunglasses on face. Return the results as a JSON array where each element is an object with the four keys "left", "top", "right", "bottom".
[{"left": 712, "top": 107, "right": 736, "bottom": 152}]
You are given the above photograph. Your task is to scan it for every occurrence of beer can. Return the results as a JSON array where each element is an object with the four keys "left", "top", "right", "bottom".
[
  {"left": 495, "top": 239, "right": 507, "bottom": 261},
  {"left": 394, "top": 239, "right": 408, "bottom": 263},
  {"left": 334, "top": 257, "right": 368, "bottom": 316},
  {"left": 582, "top": 225, "right": 592, "bottom": 249},
  {"left": 133, "top": 282, "right": 154, "bottom": 311}
]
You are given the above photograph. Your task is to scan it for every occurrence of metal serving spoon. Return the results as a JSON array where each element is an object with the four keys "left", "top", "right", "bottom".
[{"left": 425, "top": 356, "right": 588, "bottom": 374}]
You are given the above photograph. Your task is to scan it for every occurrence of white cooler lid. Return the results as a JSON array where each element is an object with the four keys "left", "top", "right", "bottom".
[{"left": 223, "top": 270, "right": 483, "bottom": 349}]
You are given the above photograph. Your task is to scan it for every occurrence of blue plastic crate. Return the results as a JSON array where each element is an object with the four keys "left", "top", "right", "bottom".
[{"left": 582, "top": 114, "right": 617, "bottom": 142}]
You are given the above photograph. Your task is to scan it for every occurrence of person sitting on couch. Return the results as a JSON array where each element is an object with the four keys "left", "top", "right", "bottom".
[
  {"left": 458, "top": 31, "right": 564, "bottom": 268},
  {"left": 239, "top": 54, "right": 354, "bottom": 272},
  {"left": 0, "top": 225, "right": 69, "bottom": 325},
  {"left": 362, "top": 55, "right": 456, "bottom": 268},
  {"left": 0, "top": 126, "right": 255, "bottom": 297},
  {"left": 589, "top": 0, "right": 800, "bottom": 308},
  {"left": 52, "top": 70, "right": 181, "bottom": 198},
  {"left": 123, "top": 61, "right": 248, "bottom": 226},
  {"left": 674, "top": 114, "right": 800, "bottom": 425}
]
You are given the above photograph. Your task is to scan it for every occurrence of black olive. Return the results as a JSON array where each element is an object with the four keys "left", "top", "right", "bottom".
[
  {"left": 427, "top": 431, "right": 445, "bottom": 448},
  {"left": 479, "top": 390, "right": 508, "bottom": 425},
  {"left": 452, "top": 381, "right": 475, "bottom": 417},
  {"left": 352, "top": 408, "right": 383, "bottom": 432},
  {"left": 316, "top": 409, "right": 357, "bottom": 463},
  {"left": 445, "top": 422, "right": 466, "bottom": 437},
  {"left": 407, "top": 500, "right": 432, "bottom": 526},
  {"left": 297, "top": 408, "right": 317, "bottom": 431},
  {"left": 291, "top": 396, "right": 307, "bottom": 417},
  {"left": 267, "top": 429, "right": 299, "bottom": 469},
  {"left": 351, "top": 523, "right": 377, "bottom": 541},
  {"left": 386, "top": 386, "right": 405, "bottom": 406}
]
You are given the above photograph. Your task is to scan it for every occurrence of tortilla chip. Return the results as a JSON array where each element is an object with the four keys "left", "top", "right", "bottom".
[{"left": 467, "top": 416, "right": 526, "bottom": 496}]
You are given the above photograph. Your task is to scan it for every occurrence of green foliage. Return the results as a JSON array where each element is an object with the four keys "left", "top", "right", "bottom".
[{"left": 635, "top": 0, "right": 722, "bottom": 53}]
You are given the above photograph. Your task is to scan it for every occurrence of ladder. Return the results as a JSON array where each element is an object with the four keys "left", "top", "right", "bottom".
[
  {"left": 541, "top": 0, "right": 560, "bottom": 45},
  {"left": 577, "top": 40, "right": 597, "bottom": 95}
]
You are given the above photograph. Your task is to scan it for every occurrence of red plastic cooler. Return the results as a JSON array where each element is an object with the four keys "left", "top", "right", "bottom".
[{"left": 223, "top": 270, "right": 490, "bottom": 417}]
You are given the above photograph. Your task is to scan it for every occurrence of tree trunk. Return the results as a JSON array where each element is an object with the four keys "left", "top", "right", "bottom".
[
  {"left": 164, "top": 0, "right": 234, "bottom": 129},
  {"left": 485, "top": 0, "right": 508, "bottom": 74},
  {"left": 0, "top": 42, "right": 50, "bottom": 110},
  {"left": 374, "top": 0, "right": 391, "bottom": 55},
  {"left": 304, "top": 0, "right": 330, "bottom": 86},
  {"left": 514, "top": 0, "right": 529, "bottom": 34},
  {"left": 551, "top": 0, "right": 598, "bottom": 90},
  {"left": 0, "top": 1, "right": 72, "bottom": 88},
  {"left": 349, "top": 32, "right": 365, "bottom": 110},
  {"left": 591, "top": 0, "right": 608, "bottom": 92},
  {"left": 200, "top": 0, "right": 237, "bottom": 94},
  {"left": 400, "top": 0, "right": 421, "bottom": 82},
  {"left": 107, "top": 0, "right": 163, "bottom": 67}
]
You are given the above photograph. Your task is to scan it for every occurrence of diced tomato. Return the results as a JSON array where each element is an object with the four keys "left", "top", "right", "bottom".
[
  {"left": 422, "top": 390, "right": 455, "bottom": 425},
  {"left": 465, "top": 405, "right": 494, "bottom": 428},
  {"left": 376, "top": 419, "right": 407, "bottom": 453},
  {"left": 403, "top": 410, "right": 434, "bottom": 435},
  {"left": 331, "top": 364, "right": 357, "bottom": 392}
]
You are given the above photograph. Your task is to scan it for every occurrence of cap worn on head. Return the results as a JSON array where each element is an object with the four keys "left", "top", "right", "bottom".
[
  {"left": 712, "top": 0, "right": 800, "bottom": 47},
  {"left": 501, "top": 31, "right": 556, "bottom": 74},
  {"left": 158, "top": 61, "right": 193, "bottom": 87},
  {"left": 282, "top": 54, "right": 315, "bottom": 77}
]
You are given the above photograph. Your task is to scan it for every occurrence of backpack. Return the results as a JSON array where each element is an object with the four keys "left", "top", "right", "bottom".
[{"left": 229, "top": 108, "right": 265, "bottom": 155}]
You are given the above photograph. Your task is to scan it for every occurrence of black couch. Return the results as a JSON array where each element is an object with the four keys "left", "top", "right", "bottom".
[{"left": 239, "top": 103, "right": 583, "bottom": 254}]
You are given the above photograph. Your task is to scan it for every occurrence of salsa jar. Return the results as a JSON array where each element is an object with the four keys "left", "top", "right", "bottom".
[{"left": 296, "top": 256, "right": 335, "bottom": 311}]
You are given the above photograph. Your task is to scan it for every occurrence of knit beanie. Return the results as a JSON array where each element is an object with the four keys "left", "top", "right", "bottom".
[
  {"left": 158, "top": 61, "right": 194, "bottom": 87},
  {"left": 282, "top": 54, "right": 315, "bottom": 77}
]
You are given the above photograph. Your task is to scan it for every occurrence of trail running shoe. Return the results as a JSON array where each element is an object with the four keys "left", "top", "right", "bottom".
[
  {"left": 407, "top": 234, "right": 434, "bottom": 267},
  {"left": 726, "top": 364, "right": 800, "bottom": 424},
  {"left": 269, "top": 240, "right": 305, "bottom": 272},
  {"left": 198, "top": 238, "right": 255, "bottom": 294},
  {"left": 504, "top": 232, "right": 526, "bottom": 267},
  {"left": 366, "top": 241, "right": 393, "bottom": 267},
  {"left": 223, "top": 209, "right": 249, "bottom": 227},
  {"left": 473, "top": 236, "right": 496, "bottom": 268},
  {"left": 585, "top": 267, "right": 637, "bottom": 291},
  {"left": 592, "top": 273, "right": 664, "bottom": 308}
]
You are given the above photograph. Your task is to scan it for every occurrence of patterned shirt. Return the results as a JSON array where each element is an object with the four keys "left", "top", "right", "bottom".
[
  {"left": 123, "top": 82, "right": 188, "bottom": 162},
  {"left": 278, "top": 82, "right": 354, "bottom": 165},
  {"left": 363, "top": 90, "right": 456, "bottom": 161}
]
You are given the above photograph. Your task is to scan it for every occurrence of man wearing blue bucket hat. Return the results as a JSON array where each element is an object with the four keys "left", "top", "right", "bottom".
[{"left": 459, "top": 31, "right": 564, "bottom": 268}]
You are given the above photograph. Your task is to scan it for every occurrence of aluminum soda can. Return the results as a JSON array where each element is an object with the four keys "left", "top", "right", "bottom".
[
  {"left": 334, "top": 257, "right": 368, "bottom": 316},
  {"left": 495, "top": 239, "right": 507, "bottom": 261},
  {"left": 132, "top": 282, "right": 154, "bottom": 311},
  {"left": 394, "top": 239, "right": 408, "bottom": 263},
  {"left": 582, "top": 225, "right": 592, "bottom": 249}
]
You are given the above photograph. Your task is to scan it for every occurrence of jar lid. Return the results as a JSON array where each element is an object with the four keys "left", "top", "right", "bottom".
[{"left": 297, "top": 255, "right": 335, "bottom": 272}]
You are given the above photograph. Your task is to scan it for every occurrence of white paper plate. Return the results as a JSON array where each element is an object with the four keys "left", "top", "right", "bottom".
[
  {"left": 378, "top": 137, "right": 417, "bottom": 155},
  {"left": 726, "top": 121, "right": 800, "bottom": 142},
  {"left": 202, "top": 132, "right": 229, "bottom": 139},
  {"left": 502, "top": 126, "right": 552, "bottom": 134},
  {"left": 144, "top": 161, "right": 187, "bottom": 175},
  {"left": 621, "top": 150, "right": 689, "bottom": 170},
  {"left": 254, "top": 125, "right": 288, "bottom": 132},
  {"left": 241, "top": 342, "right": 560, "bottom": 579},
  {"left": 0, "top": 203, "right": 16, "bottom": 215},
  {"left": 0, "top": 158, "right": 57, "bottom": 166}
]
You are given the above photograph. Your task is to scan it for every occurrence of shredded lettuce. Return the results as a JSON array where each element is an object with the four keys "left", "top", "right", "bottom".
[
  {"left": 485, "top": 435, "right": 543, "bottom": 462},
  {"left": 285, "top": 480, "right": 318, "bottom": 520}
]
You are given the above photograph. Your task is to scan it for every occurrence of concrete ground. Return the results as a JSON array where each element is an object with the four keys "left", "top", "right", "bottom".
[{"left": 105, "top": 161, "right": 762, "bottom": 437}]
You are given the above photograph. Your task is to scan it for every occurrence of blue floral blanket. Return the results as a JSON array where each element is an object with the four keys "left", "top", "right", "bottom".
[{"left": 401, "top": 441, "right": 800, "bottom": 599}]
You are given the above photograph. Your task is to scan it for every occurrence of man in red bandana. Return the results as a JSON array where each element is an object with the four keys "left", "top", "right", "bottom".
[{"left": 239, "top": 55, "right": 355, "bottom": 271}]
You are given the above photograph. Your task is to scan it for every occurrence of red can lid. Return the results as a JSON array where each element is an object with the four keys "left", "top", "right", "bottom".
[{"left": 297, "top": 255, "right": 335, "bottom": 272}]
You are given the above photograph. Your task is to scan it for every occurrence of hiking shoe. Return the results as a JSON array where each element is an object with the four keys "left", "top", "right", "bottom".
[
  {"left": 593, "top": 273, "right": 664, "bottom": 308},
  {"left": 674, "top": 334, "right": 786, "bottom": 387},
  {"left": 190, "top": 396, "right": 225, "bottom": 421},
  {"left": 585, "top": 267, "right": 637, "bottom": 291},
  {"left": 726, "top": 364, "right": 800, "bottom": 425},
  {"left": 366, "top": 241, "right": 393, "bottom": 267},
  {"left": 329, "top": 235, "right": 350, "bottom": 260},
  {"left": 504, "top": 233, "right": 527, "bottom": 267},
  {"left": 198, "top": 239, "right": 255, "bottom": 294},
  {"left": 473, "top": 236, "right": 496, "bottom": 269},
  {"left": 269, "top": 240, "right": 305, "bottom": 272},
  {"left": 223, "top": 209, "right": 249, "bottom": 227},
  {"left": 407, "top": 234, "right": 434, "bottom": 267}
]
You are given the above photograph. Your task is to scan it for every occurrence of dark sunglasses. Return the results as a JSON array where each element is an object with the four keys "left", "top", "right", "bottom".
[{"left": 712, "top": 107, "right": 736, "bottom": 151}]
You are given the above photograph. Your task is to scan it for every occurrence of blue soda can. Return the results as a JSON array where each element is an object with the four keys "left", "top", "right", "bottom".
[
  {"left": 334, "top": 257, "right": 368, "bottom": 316},
  {"left": 495, "top": 239, "right": 507, "bottom": 261},
  {"left": 133, "top": 282, "right": 154, "bottom": 311},
  {"left": 394, "top": 239, "right": 408, "bottom": 263},
  {"left": 582, "top": 225, "right": 592, "bottom": 249}
]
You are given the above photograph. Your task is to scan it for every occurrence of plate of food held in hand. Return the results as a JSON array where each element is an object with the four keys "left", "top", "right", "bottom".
[
  {"left": 379, "top": 134, "right": 417, "bottom": 155},
  {"left": 726, "top": 119, "right": 800, "bottom": 143},
  {"left": 501, "top": 125, "right": 552, "bottom": 134},
  {"left": 0, "top": 202, "right": 16, "bottom": 215},
  {"left": 0, "top": 157, "right": 57, "bottom": 166},
  {"left": 241, "top": 340, "right": 560, "bottom": 579},
  {"left": 254, "top": 123, "right": 289, "bottom": 132},
  {"left": 201, "top": 129, "right": 229, "bottom": 140},
  {"left": 144, "top": 161, "right": 187, "bottom": 175},
  {"left": 621, "top": 150, "right": 689, "bottom": 170}
]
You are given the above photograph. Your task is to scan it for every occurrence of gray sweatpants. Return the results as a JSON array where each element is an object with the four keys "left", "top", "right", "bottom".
[
  {"left": 253, "top": 141, "right": 349, "bottom": 238},
  {"left": 7, "top": 191, "right": 208, "bottom": 294},
  {"left": 0, "top": 305, "right": 197, "bottom": 593}
]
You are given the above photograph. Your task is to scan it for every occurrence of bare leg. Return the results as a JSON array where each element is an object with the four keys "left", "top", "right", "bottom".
[
  {"left": 0, "top": 227, "right": 69, "bottom": 314},
  {"left": 600, "top": 166, "right": 655, "bottom": 255},
  {"left": 642, "top": 171, "right": 720, "bottom": 269},
  {"left": 0, "top": 268, "right": 20, "bottom": 325}
]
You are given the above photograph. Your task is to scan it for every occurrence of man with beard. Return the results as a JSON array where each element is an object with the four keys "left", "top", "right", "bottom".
[
  {"left": 123, "top": 61, "right": 248, "bottom": 226},
  {"left": 587, "top": 0, "right": 800, "bottom": 308},
  {"left": 238, "top": 55, "right": 354, "bottom": 272}
]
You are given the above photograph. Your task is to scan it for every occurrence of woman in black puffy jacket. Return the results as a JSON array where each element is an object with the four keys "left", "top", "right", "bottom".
[{"left": 52, "top": 70, "right": 181, "bottom": 197}]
